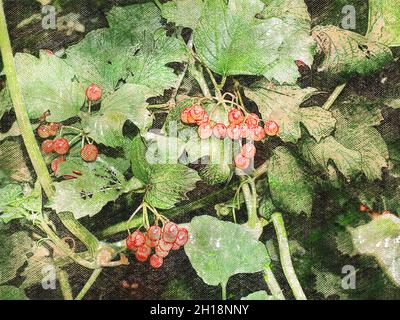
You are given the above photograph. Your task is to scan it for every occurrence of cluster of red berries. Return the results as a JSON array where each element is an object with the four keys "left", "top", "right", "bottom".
[
  {"left": 126, "top": 222, "right": 188, "bottom": 269},
  {"left": 180, "top": 104, "right": 279, "bottom": 169}
]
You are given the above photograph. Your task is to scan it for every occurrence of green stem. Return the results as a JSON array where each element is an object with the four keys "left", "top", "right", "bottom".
[
  {"left": 0, "top": 1, "right": 54, "bottom": 198},
  {"left": 322, "top": 83, "right": 346, "bottom": 110},
  {"left": 271, "top": 212, "right": 307, "bottom": 300},
  {"left": 263, "top": 266, "right": 285, "bottom": 300},
  {"left": 241, "top": 179, "right": 258, "bottom": 229},
  {"left": 221, "top": 282, "right": 227, "bottom": 300},
  {"left": 75, "top": 268, "right": 102, "bottom": 300},
  {"left": 58, "top": 269, "right": 73, "bottom": 300}
]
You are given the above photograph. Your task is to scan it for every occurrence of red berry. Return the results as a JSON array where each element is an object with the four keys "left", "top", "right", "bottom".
[
  {"left": 155, "top": 246, "right": 169, "bottom": 258},
  {"left": 227, "top": 123, "right": 242, "bottom": 140},
  {"left": 158, "top": 239, "right": 173, "bottom": 252},
  {"left": 171, "top": 242, "right": 181, "bottom": 251},
  {"left": 147, "top": 226, "right": 162, "bottom": 241},
  {"left": 145, "top": 234, "right": 158, "bottom": 248},
  {"left": 359, "top": 204, "right": 370, "bottom": 213},
  {"left": 48, "top": 122, "right": 60, "bottom": 136},
  {"left": 135, "top": 246, "right": 150, "bottom": 262},
  {"left": 41, "top": 140, "right": 54, "bottom": 153},
  {"left": 245, "top": 113, "right": 260, "bottom": 128},
  {"left": 127, "top": 230, "right": 146, "bottom": 249},
  {"left": 51, "top": 156, "right": 65, "bottom": 173},
  {"left": 180, "top": 108, "right": 191, "bottom": 123},
  {"left": 150, "top": 254, "right": 163, "bottom": 269},
  {"left": 264, "top": 121, "right": 279, "bottom": 136},
  {"left": 162, "top": 222, "right": 179, "bottom": 243},
  {"left": 196, "top": 113, "right": 210, "bottom": 125},
  {"left": 189, "top": 105, "right": 205, "bottom": 121},
  {"left": 198, "top": 123, "right": 213, "bottom": 139},
  {"left": 86, "top": 84, "right": 102, "bottom": 101},
  {"left": 175, "top": 228, "right": 189, "bottom": 246},
  {"left": 53, "top": 138, "right": 69, "bottom": 155},
  {"left": 81, "top": 144, "right": 98, "bottom": 162},
  {"left": 250, "top": 126, "right": 265, "bottom": 141},
  {"left": 126, "top": 235, "right": 135, "bottom": 250},
  {"left": 37, "top": 125, "right": 50, "bottom": 138},
  {"left": 234, "top": 153, "right": 250, "bottom": 169},
  {"left": 241, "top": 143, "right": 256, "bottom": 159},
  {"left": 228, "top": 109, "right": 244, "bottom": 125},
  {"left": 240, "top": 123, "right": 251, "bottom": 139},
  {"left": 212, "top": 123, "right": 227, "bottom": 139}
]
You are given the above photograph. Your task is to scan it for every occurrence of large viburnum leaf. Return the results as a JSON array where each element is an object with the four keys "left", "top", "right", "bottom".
[
  {"left": 193, "top": 0, "right": 314, "bottom": 83},
  {"left": 245, "top": 81, "right": 336, "bottom": 143},
  {"left": 48, "top": 157, "right": 127, "bottom": 219},
  {"left": 367, "top": 0, "right": 400, "bottom": 47},
  {"left": 267, "top": 147, "right": 314, "bottom": 216},
  {"left": 350, "top": 214, "right": 400, "bottom": 286},
  {"left": 184, "top": 215, "right": 270, "bottom": 286},
  {"left": 81, "top": 84, "right": 154, "bottom": 147},
  {"left": 14, "top": 52, "right": 85, "bottom": 121},
  {"left": 300, "top": 101, "right": 389, "bottom": 181},
  {"left": 312, "top": 25, "right": 393, "bottom": 77}
]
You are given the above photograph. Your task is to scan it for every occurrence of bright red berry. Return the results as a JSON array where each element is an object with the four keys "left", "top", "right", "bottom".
[
  {"left": 189, "top": 105, "right": 205, "bottom": 121},
  {"left": 135, "top": 246, "right": 150, "bottom": 262},
  {"left": 155, "top": 246, "right": 169, "bottom": 258},
  {"left": 41, "top": 140, "right": 54, "bottom": 153},
  {"left": 81, "top": 144, "right": 98, "bottom": 162},
  {"left": 227, "top": 123, "right": 242, "bottom": 140},
  {"left": 53, "top": 138, "right": 69, "bottom": 155},
  {"left": 234, "top": 153, "right": 250, "bottom": 169},
  {"left": 127, "top": 230, "right": 146, "bottom": 249},
  {"left": 212, "top": 123, "right": 227, "bottom": 139},
  {"left": 245, "top": 113, "right": 260, "bottom": 128},
  {"left": 150, "top": 254, "right": 163, "bottom": 269},
  {"left": 51, "top": 156, "right": 65, "bottom": 173},
  {"left": 175, "top": 228, "right": 189, "bottom": 246},
  {"left": 228, "top": 109, "right": 244, "bottom": 125},
  {"left": 147, "top": 226, "right": 162, "bottom": 242},
  {"left": 48, "top": 122, "right": 60, "bottom": 136},
  {"left": 37, "top": 125, "right": 50, "bottom": 138},
  {"left": 250, "top": 126, "right": 265, "bottom": 141},
  {"left": 359, "top": 204, "right": 370, "bottom": 213},
  {"left": 86, "top": 84, "right": 102, "bottom": 101},
  {"left": 264, "top": 121, "right": 279, "bottom": 136},
  {"left": 163, "top": 222, "right": 179, "bottom": 243},
  {"left": 241, "top": 143, "right": 256, "bottom": 159},
  {"left": 198, "top": 123, "right": 213, "bottom": 139}
]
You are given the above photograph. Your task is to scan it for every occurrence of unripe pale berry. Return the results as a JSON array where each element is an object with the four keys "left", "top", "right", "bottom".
[
  {"left": 145, "top": 234, "right": 159, "bottom": 248},
  {"left": 86, "top": 84, "right": 102, "bottom": 101},
  {"left": 264, "top": 120, "right": 279, "bottom": 136},
  {"left": 234, "top": 153, "right": 250, "bottom": 169},
  {"left": 175, "top": 228, "right": 189, "bottom": 246},
  {"left": 198, "top": 123, "right": 213, "bottom": 139},
  {"left": 212, "top": 123, "right": 227, "bottom": 139},
  {"left": 41, "top": 140, "right": 54, "bottom": 153},
  {"left": 158, "top": 239, "right": 173, "bottom": 251},
  {"left": 171, "top": 242, "right": 181, "bottom": 251},
  {"left": 53, "top": 138, "right": 70, "bottom": 155},
  {"left": 147, "top": 226, "right": 162, "bottom": 241},
  {"left": 81, "top": 144, "right": 98, "bottom": 162},
  {"left": 155, "top": 246, "right": 169, "bottom": 258},
  {"left": 241, "top": 143, "right": 256, "bottom": 159},
  {"left": 228, "top": 109, "right": 244, "bottom": 125},
  {"left": 163, "top": 222, "right": 179, "bottom": 243}
]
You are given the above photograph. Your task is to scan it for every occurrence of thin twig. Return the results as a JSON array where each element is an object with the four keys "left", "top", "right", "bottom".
[
  {"left": 75, "top": 268, "right": 102, "bottom": 300},
  {"left": 322, "top": 83, "right": 346, "bottom": 110}
]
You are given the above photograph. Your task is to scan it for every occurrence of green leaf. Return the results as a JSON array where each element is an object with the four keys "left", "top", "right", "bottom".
[
  {"left": 0, "top": 231, "right": 33, "bottom": 284},
  {"left": 129, "top": 136, "right": 152, "bottom": 183},
  {"left": 199, "top": 163, "right": 231, "bottom": 185},
  {"left": 367, "top": 0, "right": 400, "bottom": 47},
  {"left": 313, "top": 270, "right": 348, "bottom": 299},
  {"left": 82, "top": 84, "right": 154, "bottom": 147},
  {"left": 193, "top": 0, "right": 314, "bottom": 83},
  {"left": 48, "top": 157, "right": 126, "bottom": 219},
  {"left": 15, "top": 52, "right": 85, "bottom": 121},
  {"left": 0, "top": 139, "right": 31, "bottom": 183},
  {"left": 312, "top": 25, "right": 393, "bottom": 77},
  {"left": 161, "top": 0, "right": 204, "bottom": 29},
  {"left": 0, "top": 286, "right": 28, "bottom": 300},
  {"left": 184, "top": 215, "right": 270, "bottom": 286},
  {"left": 350, "top": 214, "right": 400, "bottom": 286},
  {"left": 241, "top": 290, "right": 276, "bottom": 300},
  {"left": 267, "top": 147, "right": 314, "bottom": 216},
  {"left": 245, "top": 81, "right": 335, "bottom": 143},
  {"left": 0, "top": 122, "right": 20, "bottom": 142}
]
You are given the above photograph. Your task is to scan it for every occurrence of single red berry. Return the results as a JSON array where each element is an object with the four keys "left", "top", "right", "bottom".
[
  {"left": 171, "top": 242, "right": 181, "bottom": 251},
  {"left": 158, "top": 239, "right": 173, "bottom": 252},
  {"left": 150, "top": 254, "right": 163, "bottom": 269},
  {"left": 155, "top": 246, "right": 169, "bottom": 258},
  {"left": 359, "top": 204, "right": 370, "bottom": 213},
  {"left": 264, "top": 121, "right": 279, "bottom": 136},
  {"left": 53, "top": 138, "right": 69, "bottom": 155},
  {"left": 81, "top": 144, "right": 98, "bottom": 162},
  {"left": 235, "top": 153, "right": 250, "bottom": 169},
  {"left": 227, "top": 123, "right": 242, "bottom": 140},
  {"left": 126, "top": 235, "right": 135, "bottom": 250},
  {"left": 198, "top": 123, "right": 213, "bottom": 139},
  {"left": 245, "top": 113, "right": 260, "bottom": 128},
  {"left": 250, "top": 126, "right": 265, "bottom": 141},
  {"left": 189, "top": 105, "right": 206, "bottom": 121},
  {"left": 241, "top": 143, "right": 256, "bottom": 159},
  {"left": 228, "top": 109, "right": 244, "bottom": 125},
  {"left": 175, "top": 228, "right": 189, "bottom": 246},
  {"left": 128, "top": 230, "right": 146, "bottom": 248},
  {"left": 162, "top": 222, "right": 179, "bottom": 243},
  {"left": 196, "top": 113, "right": 210, "bottom": 125},
  {"left": 51, "top": 156, "right": 65, "bottom": 173},
  {"left": 240, "top": 123, "right": 251, "bottom": 139},
  {"left": 135, "top": 246, "right": 150, "bottom": 262},
  {"left": 145, "top": 234, "right": 158, "bottom": 248},
  {"left": 37, "top": 125, "right": 50, "bottom": 138},
  {"left": 147, "top": 226, "right": 162, "bottom": 241},
  {"left": 212, "top": 123, "right": 227, "bottom": 139},
  {"left": 48, "top": 122, "right": 60, "bottom": 136},
  {"left": 180, "top": 108, "right": 191, "bottom": 124},
  {"left": 41, "top": 140, "right": 54, "bottom": 153},
  {"left": 86, "top": 84, "right": 102, "bottom": 101}
]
